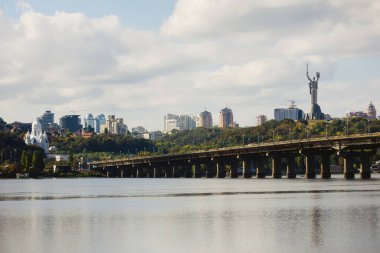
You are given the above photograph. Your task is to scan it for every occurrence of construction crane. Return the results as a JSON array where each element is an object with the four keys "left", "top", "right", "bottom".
[{"left": 287, "top": 99, "right": 297, "bottom": 109}]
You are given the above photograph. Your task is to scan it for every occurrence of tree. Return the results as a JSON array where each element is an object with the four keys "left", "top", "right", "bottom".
[
  {"left": 0, "top": 117, "right": 7, "bottom": 131},
  {"left": 31, "top": 150, "right": 44, "bottom": 177},
  {"left": 21, "top": 151, "right": 28, "bottom": 172},
  {"left": 104, "top": 128, "right": 109, "bottom": 134},
  {"left": 87, "top": 125, "right": 94, "bottom": 133}
]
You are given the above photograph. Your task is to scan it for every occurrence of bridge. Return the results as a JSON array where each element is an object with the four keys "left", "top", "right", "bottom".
[{"left": 89, "top": 133, "right": 380, "bottom": 179}]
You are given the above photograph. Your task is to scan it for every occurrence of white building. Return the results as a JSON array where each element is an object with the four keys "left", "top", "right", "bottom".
[
  {"left": 367, "top": 102, "right": 376, "bottom": 119},
  {"left": 24, "top": 119, "right": 49, "bottom": 153},
  {"left": 84, "top": 113, "right": 95, "bottom": 130},
  {"left": 164, "top": 113, "right": 197, "bottom": 133}
]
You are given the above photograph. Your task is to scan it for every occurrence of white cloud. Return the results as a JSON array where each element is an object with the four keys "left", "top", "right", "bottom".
[{"left": 0, "top": 1, "right": 379, "bottom": 130}]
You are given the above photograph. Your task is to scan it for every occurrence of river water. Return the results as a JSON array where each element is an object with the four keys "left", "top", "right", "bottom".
[{"left": 0, "top": 175, "right": 379, "bottom": 253}]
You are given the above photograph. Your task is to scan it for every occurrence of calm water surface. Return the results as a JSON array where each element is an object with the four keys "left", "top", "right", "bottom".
[{"left": 1, "top": 175, "right": 380, "bottom": 253}]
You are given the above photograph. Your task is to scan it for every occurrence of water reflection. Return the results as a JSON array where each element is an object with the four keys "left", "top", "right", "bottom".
[{"left": 0, "top": 178, "right": 380, "bottom": 253}]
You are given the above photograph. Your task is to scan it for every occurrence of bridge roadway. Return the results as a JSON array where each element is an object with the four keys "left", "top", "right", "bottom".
[{"left": 89, "top": 133, "right": 380, "bottom": 179}]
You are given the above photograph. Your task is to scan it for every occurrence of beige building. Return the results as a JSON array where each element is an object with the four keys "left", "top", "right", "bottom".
[
  {"left": 256, "top": 115, "right": 267, "bottom": 126},
  {"left": 219, "top": 107, "right": 234, "bottom": 128},
  {"left": 198, "top": 111, "right": 213, "bottom": 128},
  {"left": 105, "top": 115, "right": 128, "bottom": 135}
]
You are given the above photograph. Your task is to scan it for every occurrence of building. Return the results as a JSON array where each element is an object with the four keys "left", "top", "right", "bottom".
[
  {"left": 367, "top": 102, "right": 377, "bottom": 119},
  {"left": 198, "top": 111, "right": 213, "bottom": 128},
  {"left": 59, "top": 115, "right": 82, "bottom": 133},
  {"left": 84, "top": 113, "right": 95, "bottom": 131},
  {"left": 219, "top": 107, "right": 234, "bottom": 128},
  {"left": 106, "top": 115, "right": 128, "bottom": 135},
  {"left": 40, "top": 110, "right": 54, "bottom": 131},
  {"left": 179, "top": 115, "right": 197, "bottom": 130},
  {"left": 132, "top": 126, "right": 147, "bottom": 134},
  {"left": 164, "top": 113, "right": 197, "bottom": 133},
  {"left": 346, "top": 111, "right": 368, "bottom": 119},
  {"left": 256, "top": 115, "right": 267, "bottom": 126},
  {"left": 24, "top": 118, "right": 49, "bottom": 153},
  {"left": 95, "top": 114, "right": 106, "bottom": 134},
  {"left": 274, "top": 101, "right": 304, "bottom": 121}
]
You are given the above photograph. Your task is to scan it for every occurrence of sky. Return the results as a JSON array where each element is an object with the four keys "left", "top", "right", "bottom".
[{"left": 1, "top": 0, "right": 380, "bottom": 131}]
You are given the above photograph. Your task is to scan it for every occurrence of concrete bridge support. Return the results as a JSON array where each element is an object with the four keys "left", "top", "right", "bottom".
[
  {"left": 193, "top": 162, "right": 202, "bottom": 178},
  {"left": 286, "top": 155, "right": 297, "bottom": 179},
  {"left": 320, "top": 154, "right": 331, "bottom": 179},
  {"left": 271, "top": 155, "right": 282, "bottom": 178},
  {"left": 256, "top": 158, "right": 266, "bottom": 178},
  {"left": 206, "top": 161, "right": 216, "bottom": 178},
  {"left": 215, "top": 159, "right": 226, "bottom": 178},
  {"left": 125, "top": 166, "right": 133, "bottom": 178},
  {"left": 360, "top": 153, "right": 372, "bottom": 179},
  {"left": 229, "top": 159, "right": 239, "bottom": 178},
  {"left": 242, "top": 157, "right": 252, "bottom": 178},
  {"left": 150, "top": 164, "right": 164, "bottom": 178},
  {"left": 183, "top": 163, "right": 193, "bottom": 178},
  {"left": 305, "top": 154, "right": 316, "bottom": 179},
  {"left": 343, "top": 155, "right": 355, "bottom": 179}
]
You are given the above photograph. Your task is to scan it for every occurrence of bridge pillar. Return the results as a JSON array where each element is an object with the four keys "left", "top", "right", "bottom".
[
  {"left": 242, "top": 157, "right": 252, "bottom": 178},
  {"left": 271, "top": 155, "right": 282, "bottom": 178},
  {"left": 118, "top": 166, "right": 124, "bottom": 178},
  {"left": 193, "top": 162, "right": 202, "bottom": 178},
  {"left": 173, "top": 165, "right": 181, "bottom": 178},
  {"left": 305, "top": 154, "right": 316, "bottom": 179},
  {"left": 286, "top": 155, "right": 297, "bottom": 179},
  {"left": 256, "top": 158, "right": 266, "bottom": 178},
  {"left": 343, "top": 155, "right": 355, "bottom": 179},
  {"left": 151, "top": 164, "right": 164, "bottom": 178},
  {"left": 206, "top": 161, "right": 216, "bottom": 178},
  {"left": 183, "top": 163, "right": 193, "bottom": 178},
  {"left": 215, "top": 158, "right": 226, "bottom": 178},
  {"left": 230, "top": 158, "right": 239, "bottom": 178},
  {"left": 360, "top": 153, "right": 372, "bottom": 179},
  {"left": 320, "top": 154, "right": 331, "bottom": 179}
]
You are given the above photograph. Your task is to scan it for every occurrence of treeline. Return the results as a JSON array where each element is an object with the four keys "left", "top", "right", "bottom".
[
  {"left": 0, "top": 132, "right": 44, "bottom": 177},
  {"left": 156, "top": 118, "right": 380, "bottom": 153},
  {"left": 51, "top": 134, "right": 155, "bottom": 154}
]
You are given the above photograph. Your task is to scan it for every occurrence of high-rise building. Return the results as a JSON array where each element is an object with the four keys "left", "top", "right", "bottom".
[
  {"left": 179, "top": 115, "right": 197, "bottom": 131},
  {"left": 274, "top": 101, "right": 304, "bottom": 121},
  {"left": 60, "top": 115, "right": 82, "bottom": 133},
  {"left": 164, "top": 113, "right": 197, "bottom": 133},
  {"left": 164, "top": 114, "right": 180, "bottom": 133},
  {"left": 219, "top": 107, "right": 234, "bottom": 128},
  {"left": 94, "top": 114, "right": 106, "bottom": 133},
  {"left": 84, "top": 113, "right": 95, "bottom": 130},
  {"left": 40, "top": 110, "right": 54, "bottom": 131},
  {"left": 198, "top": 111, "right": 213, "bottom": 128},
  {"left": 256, "top": 115, "right": 267, "bottom": 126},
  {"left": 106, "top": 115, "right": 128, "bottom": 135},
  {"left": 367, "top": 102, "right": 377, "bottom": 119}
]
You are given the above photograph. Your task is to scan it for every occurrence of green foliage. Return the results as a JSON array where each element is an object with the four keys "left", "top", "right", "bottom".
[
  {"left": 155, "top": 118, "right": 380, "bottom": 154},
  {"left": 31, "top": 150, "right": 44, "bottom": 177},
  {"left": 50, "top": 134, "right": 155, "bottom": 155},
  {"left": 0, "top": 117, "right": 7, "bottom": 131}
]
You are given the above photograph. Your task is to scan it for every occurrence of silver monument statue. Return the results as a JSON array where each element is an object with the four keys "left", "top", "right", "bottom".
[{"left": 306, "top": 63, "right": 324, "bottom": 120}]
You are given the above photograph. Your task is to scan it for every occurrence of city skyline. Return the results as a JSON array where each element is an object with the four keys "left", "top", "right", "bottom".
[{"left": 1, "top": 1, "right": 380, "bottom": 130}]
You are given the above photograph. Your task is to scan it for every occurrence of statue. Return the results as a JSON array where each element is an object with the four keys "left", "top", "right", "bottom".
[
  {"left": 306, "top": 63, "right": 324, "bottom": 120},
  {"left": 306, "top": 63, "right": 320, "bottom": 105}
]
